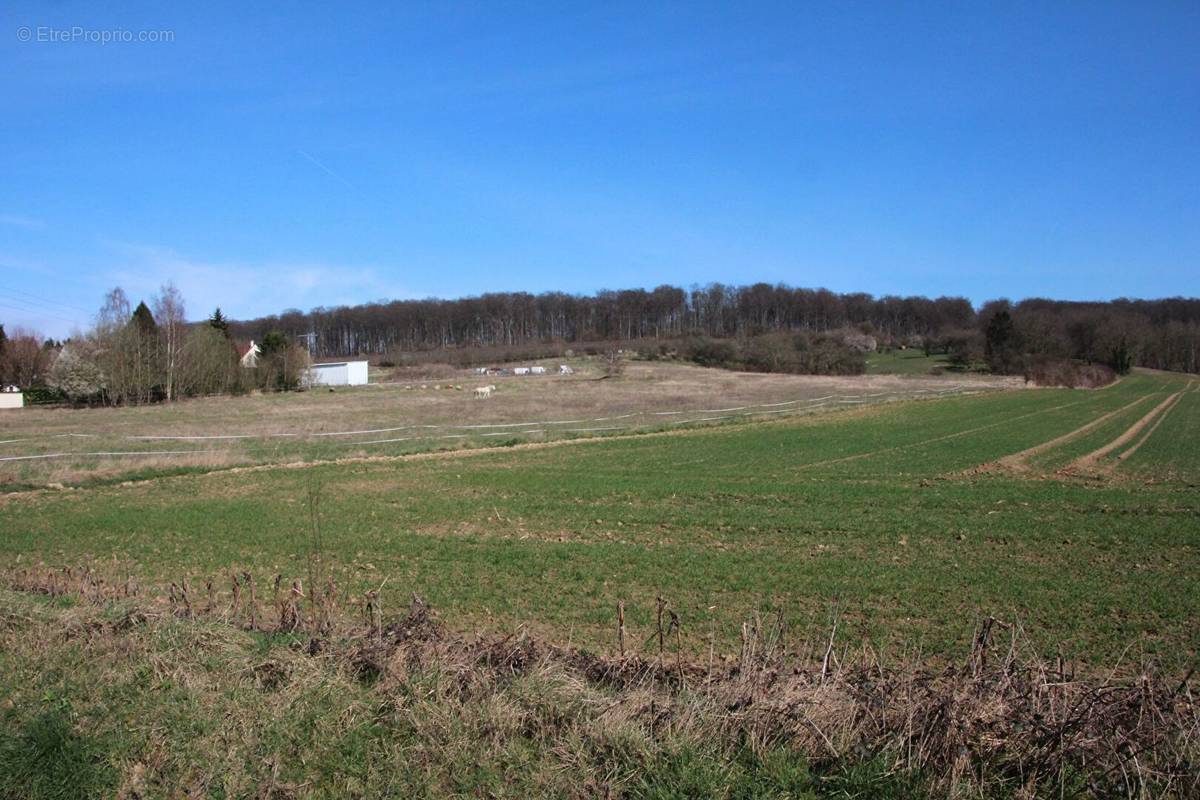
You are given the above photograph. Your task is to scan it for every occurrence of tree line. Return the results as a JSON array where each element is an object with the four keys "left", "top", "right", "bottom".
[
  {"left": 3, "top": 283, "right": 1197, "bottom": 404},
  {"left": 229, "top": 285, "right": 975, "bottom": 355},
  {"left": 228, "top": 284, "right": 1200, "bottom": 375},
  {"left": 0, "top": 286, "right": 310, "bottom": 405}
]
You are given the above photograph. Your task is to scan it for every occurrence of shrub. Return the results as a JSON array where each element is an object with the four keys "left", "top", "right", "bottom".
[
  {"left": 678, "top": 333, "right": 865, "bottom": 376},
  {"left": 1024, "top": 357, "right": 1117, "bottom": 388},
  {"left": 741, "top": 333, "right": 801, "bottom": 373},
  {"left": 179, "top": 326, "right": 241, "bottom": 397},
  {"left": 20, "top": 386, "right": 68, "bottom": 406},
  {"left": 255, "top": 331, "right": 310, "bottom": 391},
  {"left": 680, "top": 336, "right": 739, "bottom": 368},
  {"left": 48, "top": 342, "right": 105, "bottom": 405},
  {"left": 842, "top": 331, "right": 878, "bottom": 354},
  {"left": 793, "top": 332, "right": 867, "bottom": 375},
  {"left": 635, "top": 341, "right": 672, "bottom": 361}
]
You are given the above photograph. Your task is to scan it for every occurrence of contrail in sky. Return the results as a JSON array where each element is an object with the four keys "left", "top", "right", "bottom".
[{"left": 296, "top": 148, "right": 355, "bottom": 190}]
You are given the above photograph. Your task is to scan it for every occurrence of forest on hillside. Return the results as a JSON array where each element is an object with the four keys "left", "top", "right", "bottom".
[
  {"left": 229, "top": 284, "right": 1200, "bottom": 375},
  {"left": 4, "top": 284, "right": 1198, "bottom": 406}
]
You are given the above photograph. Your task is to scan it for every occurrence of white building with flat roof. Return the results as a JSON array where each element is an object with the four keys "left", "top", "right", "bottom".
[{"left": 307, "top": 360, "right": 369, "bottom": 387}]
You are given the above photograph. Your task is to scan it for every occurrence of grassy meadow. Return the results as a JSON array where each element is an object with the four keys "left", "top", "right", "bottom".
[
  {"left": 864, "top": 348, "right": 954, "bottom": 375},
  {"left": 1, "top": 368, "right": 1197, "bottom": 797},
  {"left": 0, "top": 360, "right": 1014, "bottom": 491}
]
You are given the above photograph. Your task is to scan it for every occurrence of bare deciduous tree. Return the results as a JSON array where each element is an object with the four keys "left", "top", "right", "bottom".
[
  {"left": 2, "top": 326, "right": 52, "bottom": 388},
  {"left": 153, "top": 283, "right": 186, "bottom": 401},
  {"left": 95, "top": 288, "right": 133, "bottom": 404}
]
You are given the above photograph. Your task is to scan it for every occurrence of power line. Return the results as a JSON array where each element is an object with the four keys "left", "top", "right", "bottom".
[
  {"left": 0, "top": 285, "right": 93, "bottom": 315},
  {"left": 0, "top": 301, "right": 80, "bottom": 326},
  {"left": 0, "top": 294, "right": 87, "bottom": 320}
]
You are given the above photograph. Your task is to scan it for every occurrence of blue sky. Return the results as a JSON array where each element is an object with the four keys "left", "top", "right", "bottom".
[{"left": 2, "top": 2, "right": 1197, "bottom": 337}]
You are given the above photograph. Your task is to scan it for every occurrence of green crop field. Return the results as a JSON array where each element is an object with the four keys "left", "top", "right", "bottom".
[
  {"left": 1, "top": 369, "right": 1197, "bottom": 798},
  {"left": 3, "top": 370, "right": 1196, "bottom": 665}
]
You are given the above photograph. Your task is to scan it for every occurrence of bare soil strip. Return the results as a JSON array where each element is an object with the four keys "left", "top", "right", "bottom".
[
  {"left": 1062, "top": 391, "right": 1185, "bottom": 477},
  {"left": 970, "top": 394, "right": 1154, "bottom": 475},
  {"left": 1113, "top": 391, "right": 1188, "bottom": 464}
]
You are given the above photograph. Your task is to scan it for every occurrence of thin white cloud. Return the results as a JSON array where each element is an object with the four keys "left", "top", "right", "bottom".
[
  {"left": 102, "top": 241, "right": 404, "bottom": 321},
  {"left": 0, "top": 214, "right": 47, "bottom": 230}
]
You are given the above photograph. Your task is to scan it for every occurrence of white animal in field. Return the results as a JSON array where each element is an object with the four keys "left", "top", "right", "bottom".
[{"left": 473, "top": 385, "right": 495, "bottom": 399}]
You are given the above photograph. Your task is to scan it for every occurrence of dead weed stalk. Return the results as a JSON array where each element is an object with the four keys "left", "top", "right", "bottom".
[{"left": 3, "top": 566, "right": 1197, "bottom": 798}]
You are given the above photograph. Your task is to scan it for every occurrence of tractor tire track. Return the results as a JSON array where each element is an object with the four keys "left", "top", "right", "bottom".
[
  {"left": 1060, "top": 391, "right": 1183, "bottom": 477},
  {"left": 1109, "top": 378, "right": 1195, "bottom": 465},
  {"left": 1112, "top": 392, "right": 1186, "bottom": 464},
  {"left": 969, "top": 393, "right": 1155, "bottom": 476}
]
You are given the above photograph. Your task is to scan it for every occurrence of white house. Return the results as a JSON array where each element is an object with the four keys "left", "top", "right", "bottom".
[
  {"left": 307, "top": 360, "right": 369, "bottom": 387},
  {"left": 238, "top": 340, "right": 261, "bottom": 368}
]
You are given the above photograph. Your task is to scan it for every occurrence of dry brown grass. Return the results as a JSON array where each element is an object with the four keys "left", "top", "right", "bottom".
[
  {"left": 5, "top": 361, "right": 1019, "bottom": 437},
  {"left": 0, "top": 360, "right": 1021, "bottom": 489},
  {"left": 4, "top": 563, "right": 1197, "bottom": 799},
  {"left": 37, "top": 451, "right": 239, "bottom": 487}
]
